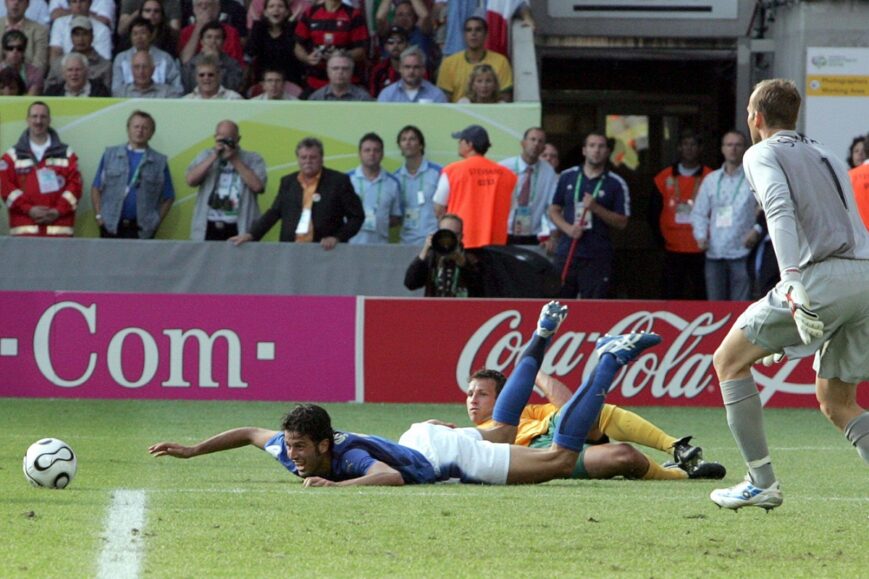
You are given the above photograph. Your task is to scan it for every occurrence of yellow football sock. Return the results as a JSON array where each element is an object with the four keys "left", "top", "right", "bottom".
[
  {"left": 642, "top": 456, "right": 688, "bottom": 480},
  {"left": 598, "top": 404, "right": 678, "bottom": 454}
]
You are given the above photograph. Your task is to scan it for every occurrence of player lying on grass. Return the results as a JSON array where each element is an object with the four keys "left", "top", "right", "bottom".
[
  {"left": 149, "top": 302, "right": 663, "bottom": 486},
  {"left": 427, "top": 367, "right": 725, "bottom": 480}
]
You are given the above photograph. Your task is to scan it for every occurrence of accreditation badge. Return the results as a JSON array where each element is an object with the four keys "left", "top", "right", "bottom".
[
  {"left": 37, "top": 168, "right": 61, "bottom": 193},
  {"left": 513, "top": 206, "right": 532, "bottom": 235},
  {"left": 715, "top": 205, "right": 734, "bottom": 228},
  {"left": 362, "top": 208, "right": 377, "bottom": 232},
  {"left": 674, "top": 202, "right": 693, "bottom": 224}
]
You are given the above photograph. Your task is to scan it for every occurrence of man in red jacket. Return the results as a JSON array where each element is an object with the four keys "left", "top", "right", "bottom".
[{"left": 1, "top": 101, "right": 82, "bottom": 237}]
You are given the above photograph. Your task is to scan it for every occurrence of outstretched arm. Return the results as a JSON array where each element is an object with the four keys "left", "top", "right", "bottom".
[
  {"left": 303, "top": 461, "right": 405, "bottom": 487},
  {"left": 148, "top": 427, "right": 277, "bottom": 458}
]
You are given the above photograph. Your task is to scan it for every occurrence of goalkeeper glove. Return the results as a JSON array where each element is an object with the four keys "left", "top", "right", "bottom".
[
  {"left": 777, "top": 279, "right": 824, "bottom": 345},
  {"left": 760, "top": 352, "right": 785, "bottom": 367}
]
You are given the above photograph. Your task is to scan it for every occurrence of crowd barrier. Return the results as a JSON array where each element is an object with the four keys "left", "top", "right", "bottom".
[{"left": 4, "top": 291, "right": 859, "bottom": 408}]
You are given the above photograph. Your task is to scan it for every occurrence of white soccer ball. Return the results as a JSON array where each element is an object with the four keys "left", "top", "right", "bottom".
[{"left": 23, "top": 438, "right": 77, "bottom": 489}]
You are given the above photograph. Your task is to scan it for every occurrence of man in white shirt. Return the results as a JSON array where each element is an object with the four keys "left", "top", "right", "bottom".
[{"left": 48, "top": 0, "right": 111, "bottom": 62}]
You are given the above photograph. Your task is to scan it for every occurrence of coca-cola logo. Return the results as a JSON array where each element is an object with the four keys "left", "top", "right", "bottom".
[{"left": 456, "top": 309, "right": 816, "bottom": 403}]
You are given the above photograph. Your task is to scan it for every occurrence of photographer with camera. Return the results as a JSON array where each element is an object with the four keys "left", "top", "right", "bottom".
[
  {"left": 187, "top": 119, "right": 267, "bottom": 241},
  {"left": 404, "top": 213, "right": 482, "bottom": 297}
]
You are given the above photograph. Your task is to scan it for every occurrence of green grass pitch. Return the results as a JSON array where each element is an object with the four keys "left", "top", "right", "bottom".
[{"left": 1, "top": 399, "right": 866, "bottom": 578}]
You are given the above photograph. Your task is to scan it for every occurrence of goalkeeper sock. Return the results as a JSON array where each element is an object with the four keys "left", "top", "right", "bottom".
[
  {"left": 642, "top": 457, "right": 689, "bottom": 480},
  {"left": 554, "top": 355, "right": 619, "bottom": 451},
  {"left": 598, "top": 404, "right": 678, "bottom": 453},
  {"left": 492, "top": 332, "right": 549, "bottom": 426},
  {"left": 844, "top": 412, "right": 869, "bottom": 465},
  {"left": 721, "top": 377, "right": 777, "bottom": 488}
]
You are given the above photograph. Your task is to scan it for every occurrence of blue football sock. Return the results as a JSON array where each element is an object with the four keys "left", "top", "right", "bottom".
[
  {"left": 492, "top": 332, "right": 549, "bottom": 426},
  {"left": 554, "top": 354, "right": 620, "bottom": 452}
]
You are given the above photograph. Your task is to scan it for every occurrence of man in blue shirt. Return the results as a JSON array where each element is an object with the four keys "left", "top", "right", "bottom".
[
  {"left": 149, "top": 302, "right": 664, "bottom": 487},
  {"left": 395, "top": 125, "right": 442, "bottom": 245},
  {"left": 91, "top": 110, "right": 175, "bottom": 239},
  {"left": 377, "top": 46, "right": 446, "bottom": 103},
  {"left": 348, "top": 132, "right": 402, "bottom": 244}
]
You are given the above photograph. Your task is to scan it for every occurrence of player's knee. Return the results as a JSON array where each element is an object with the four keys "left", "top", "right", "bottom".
[
  {"left": 712, "top": 343, "right": 741, "bottom": 380},
  {"left": 608, "top": 444, "right": 647, "bottom": 479}
]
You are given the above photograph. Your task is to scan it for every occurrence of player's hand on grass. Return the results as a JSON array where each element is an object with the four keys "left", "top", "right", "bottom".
[
  {"left": 148, "top": 442, "right": 195, "bottom": 458},
  {"left": 776, "top": 279, "right": 824, "bottom": 345},
  {"left": 302, "top": 476, "right": 336, "bottom": 487}
]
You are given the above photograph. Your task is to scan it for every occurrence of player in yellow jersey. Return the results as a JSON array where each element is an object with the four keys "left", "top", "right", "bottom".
[{"left": 431, "top": 368, "right": 725, "bottom": 480}]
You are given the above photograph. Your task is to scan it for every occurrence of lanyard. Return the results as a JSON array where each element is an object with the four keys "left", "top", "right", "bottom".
[
  {"left": 357, "top": 173, "right": 383, "bottom": 209},
  {"left": 515, "top": 159, "right": 537, "bottom": 202},
  {"left": 573, "top": 171, "right": 605, "bottom": 206},
  {"left": 715, "top": 170, "right": 745, "bottom": 205},
  {"left": 401, "top": 165, "right": 427, "bottom": 207},
  {"left": 673, "top": 168, "right": 702, "bottom": 203}
]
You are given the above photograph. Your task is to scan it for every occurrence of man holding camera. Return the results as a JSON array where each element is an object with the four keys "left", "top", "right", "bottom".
[
  {"left": 404, "top": 213, "right": 482, "bottom": 297},
  {"left": 187, "top": 119, "right": 267, "bottom": 241}
]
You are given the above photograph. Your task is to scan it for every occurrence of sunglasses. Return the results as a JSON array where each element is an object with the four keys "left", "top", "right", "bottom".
[{"left": 4, "top": 44, "right": 25, "bottom": 52}]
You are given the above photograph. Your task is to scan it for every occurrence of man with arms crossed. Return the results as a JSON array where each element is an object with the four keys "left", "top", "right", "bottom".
[{"left": 710, "top": 79, "right": 869, "bottom": 511}]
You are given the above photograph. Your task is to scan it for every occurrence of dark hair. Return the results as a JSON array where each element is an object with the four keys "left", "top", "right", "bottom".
[
  {"left": 281, "top": 404, "right": 334, "bottom": 449},
  {"left": 2, "top": 29, "right": 28, "bottom": 51},
  {"left": 469, "top": 368, "right": 507, "bottom": 395},
  {"left": 129, "top": 16, "right": 155, "bottom": 34},
  {"left": 583, "top": 131, "right": 608, "bottom": 148},
  {"left": 358, "top": 132, "right": 383, "bottom": 151},
  {"left": 0, "top": 67, "right": 26, "bottom": 95},
  {"left": 260, "top": 67, "right": 285, "bottom": 81},
  {"left": 523, "top": 126, "right": 544, "bottom": 140},
  {"left": 722, "top": 129, "right": 747, "bottom": 146},
  {"left": 200, "top": 20, "right": 225, "bottom": 40},
  {"left": 847, "top": 135, "right": 866, "bottom": 169},
  {"left": 397, "top": 125, "right": 425, "bottom": 155},
  {"left": 27, "top": 100, "right": 50, "bottom": 117},
  {"left": 296, "top": 136, "right": 324, "bottom": 156},
  {"left": 679, "top": 129, "right": 702, "bottom": 147}
]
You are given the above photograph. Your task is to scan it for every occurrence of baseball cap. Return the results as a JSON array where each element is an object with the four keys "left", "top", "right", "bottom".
[
  {"left": 451, "top": 125, "right": 491, "bottom": 152},
  {"left": 70, "top": 15, "right": 92, "bottom": 31},
  {"left": 386, "top": 25, "right": 409, "bottom": 41}
]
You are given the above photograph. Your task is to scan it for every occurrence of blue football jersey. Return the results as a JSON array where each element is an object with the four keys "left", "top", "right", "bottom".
[{"left": 264, "top": 431, "right": 438, "bottom": 484}]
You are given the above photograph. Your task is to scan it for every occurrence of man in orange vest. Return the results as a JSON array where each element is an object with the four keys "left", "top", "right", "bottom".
[
  {"left": 433, "top": 124, "right": 517, "bottom": 248},
  {"left": 650, "top": 130, "right": 713, "bottom": 299},
  {"left": 849, "top": 130, "right": 869, "bottom": 231}
]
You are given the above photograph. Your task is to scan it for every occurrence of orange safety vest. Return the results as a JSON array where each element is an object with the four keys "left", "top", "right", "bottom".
[
  {"left": 849, "top": 163, "right": 869, "bottom": 231},
  {"left": 443, "top": 155, "right": 517, "bottom": 248},
  {"left": 653, "top": 164, "right": 713, "bottom": 253}
]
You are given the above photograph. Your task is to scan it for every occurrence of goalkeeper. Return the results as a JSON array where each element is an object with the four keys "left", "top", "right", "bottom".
[{"left": 709, "top": 79, "right": 869, "bottom": 512}]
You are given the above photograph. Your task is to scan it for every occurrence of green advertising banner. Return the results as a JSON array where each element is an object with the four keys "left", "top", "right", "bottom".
[{"left": 0, "top": 98, "right": 539, "bottom": 239}]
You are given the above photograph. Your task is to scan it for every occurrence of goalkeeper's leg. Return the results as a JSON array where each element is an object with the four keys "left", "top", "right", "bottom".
[{"left": 817, "top": 378, "right": 869, "bottom": 465}]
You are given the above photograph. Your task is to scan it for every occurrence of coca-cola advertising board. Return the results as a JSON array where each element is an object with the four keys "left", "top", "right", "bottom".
[
  {"left": 363, "top": 298, "right": 867, "bottom": 408},
  {"left": 0, "top": 291, "right": 357, "bottom": 401}
]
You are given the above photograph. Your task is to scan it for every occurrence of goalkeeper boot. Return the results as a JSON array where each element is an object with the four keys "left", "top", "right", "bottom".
[
  {"left": 686, "top": 460, "right": 726, "bottom": 480},
  {"left": 710, "top": 477, "right": 783, "bottom": 511},
  {"left": 536, "top": 301, "right": 568, "bottom": 338},
  {"left": 672, "top": 435, "right": 703, "bottom": 471},
  {"left": 595, "top": 332, "right": 662, "bottom": 367}
]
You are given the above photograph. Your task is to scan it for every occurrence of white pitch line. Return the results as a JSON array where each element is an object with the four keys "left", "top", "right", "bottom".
[{"left": 97, "top": 489, "right": 147, "bottom": 579}]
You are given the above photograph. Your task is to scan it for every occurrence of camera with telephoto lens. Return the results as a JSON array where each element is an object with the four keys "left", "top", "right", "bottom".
[
  {"left": 217, "top": 137, "right": 236, "bottom": 148},
  {"left": 431, "top": 228, "right": 459, "bottom": 255}
]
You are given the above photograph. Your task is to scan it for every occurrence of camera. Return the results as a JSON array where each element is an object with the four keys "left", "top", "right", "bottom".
[
  {"left": 431, "top": 228, "right": 459, "bottom": 255},
  {"left": 217, "top": 137, "right": 236, "bottom": 148}
]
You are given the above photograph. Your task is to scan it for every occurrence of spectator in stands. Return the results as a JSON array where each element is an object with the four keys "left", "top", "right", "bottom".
[
  {"left": 437, "top": 14, "right": 512, "bottom": 103},
  {"left": 395, "top": 125, "right": 442, "bottom": 246},
  {"left": 1, "top": 101, "right": 82, "bottom": 238},
  {"left": 48, "top": 0, "right": 114, "bottom": 29},
  {"left": 377, "top": 46, "right": 446, "bottom": 103},
  {"left": 91, "top": 110, "right": 175, "bottom": 240},
  {"left": 307, "top": 50, "right": 370, "bottom": 101},
  {"left": 49, "top": 0, "right": 111, "bottom": 63},
  {"left": 849, "top": 130, "right": 869, "bottom": 231},
  {"left": 120, "top": 0, "right": 178, "bottom": 55},
  {"left": 188, "top": 120, "right": 267, "bottom": 241},
  {"left": 251, "top": 67, "right": 297, "bottom": 100},
  {"left": 45, "top": 14, "right": 109, "bottom": 87},
  {"left": 231, "top": 137, "right": 364, "bottom": 250},
  {"left": 44, "top": 51, "right": 109, "bottom": 95},
  {"left": 0, "top": 0, "right": 48, "bottom": 73},
  {"left": 369, "top": 24, "right": 406, "bottom": 97},
  {"left": 690, "top": 130, "right": 758, "bottom": 301},
  {"left": 499, "top": 127, "right": 559, "bottom": 248},
  {"left": 118, "top": 0, "right": 180, "bottom": 37},
  {"left": 112, "top": 16, "right": 183, "bottom": 95},
  {"left": 456, "top": 63, "right": 499, "bottom": 104},
  {"left": 376, "top": 0, "right": 435, "bottom": 68},
  {"left": 650, "top": 129, "right": 713, "bottom": 300},
  {"left": 178, "top": 0, "right": 242, "bottom": 66},
  {"left": 348, "top": 132, "right": 402, "bottom": 245},
  {"left": 181, "top": 0, "right": 246, "bottom": 43},
  {"left": 245, "top": 0, "right": 303, "bottom": 90},
  {"left": 541, "top": 142, "right": 560, "bottom": 174},
  {"left": 404, "top": 213, "right": 483, "bottom": 297},
  {"left": 0, "top": 0, "right": 49, "bottom": 27},
  {"left": 548, "top": 131, "right": 630, "bottom": 299},
  {"left": 181, "top": 20, "right": 241, "bottom": 92},
  {"left": 433, "top": 125, "right": 517, "bottom": 249},
  {"left": 293, "top": 0, "right": 367, "bottom": 94},
  {"left": 434, "top": 0, "right": 531, "bottom": 57},
  {"left": 847, "top": 135, "right": 865, "bottom": 169},
  {"left": 246, "top": 0, "right": 307, "bottom": 31},
  {"left": 1, "top": 30, "right": 42, "bottom": 93},
  {"left": 0, "top": 62, "right": 26, "bottom": 93},
  {"left": 113, "top": 49, "right": 179, "bottom": 97},
  {"left": 183, "top": 54, "right": 241, "bottom": 98}
]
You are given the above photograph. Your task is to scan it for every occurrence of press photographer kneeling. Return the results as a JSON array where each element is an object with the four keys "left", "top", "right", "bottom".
[{"left": 404, "top": 214, "right": 483, "bottom": 297}]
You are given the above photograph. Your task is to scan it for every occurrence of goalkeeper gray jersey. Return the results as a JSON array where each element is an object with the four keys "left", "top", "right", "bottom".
[{"left": 743, "top": 130, "right": 869, "bottom": 273}]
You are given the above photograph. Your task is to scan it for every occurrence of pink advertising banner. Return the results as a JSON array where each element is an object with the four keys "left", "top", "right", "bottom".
[{"left": 0, "top": 291, "right": 356, "bottom": 401}]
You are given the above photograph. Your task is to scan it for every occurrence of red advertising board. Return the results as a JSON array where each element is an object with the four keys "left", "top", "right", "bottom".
[{"left": 362, "top": 298, "right": 868, "bottom": 407}]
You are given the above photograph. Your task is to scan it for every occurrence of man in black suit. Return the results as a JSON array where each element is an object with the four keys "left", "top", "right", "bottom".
[{"left": 231, "top": 137, "right": 364, "bottom": 250}]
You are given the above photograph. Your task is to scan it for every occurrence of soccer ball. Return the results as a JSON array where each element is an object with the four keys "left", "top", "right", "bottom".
[{"left": 23, "top": 438, "right": 77, "bottom": 489}]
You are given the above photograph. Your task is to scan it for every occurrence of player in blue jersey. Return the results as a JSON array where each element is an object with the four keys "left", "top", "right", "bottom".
[{"left": 149, "top": 302, "right": 663, "bottom": 486}]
